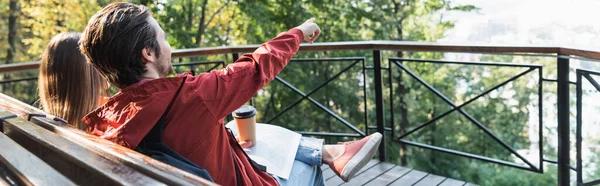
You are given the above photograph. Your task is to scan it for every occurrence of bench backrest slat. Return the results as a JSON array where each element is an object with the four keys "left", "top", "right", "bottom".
[
  {"left": 0, "top": 174, "right": 12, "bottom": 186},
  {"left": 30, "top": 116, "right": 214, "bottom": 186},
  {"left": 0, "top": 93, "right": 217, "bottom": 186},
  {"left": 0, "top": 94, "right": 44, "bottom": 121},
  {"left": 1, "top": 112, "right": 164, "bottom": 186},
  {"left": 0, "top": 131, "right": 75, "bottom": 186}
]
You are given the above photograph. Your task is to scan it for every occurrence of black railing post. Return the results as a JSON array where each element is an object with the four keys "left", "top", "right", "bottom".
[
  {"left": 576, "top": 70, "right": 582, "bottom": 185},
  {"left": 373, "top": 50, "right": 386, "bottom": 161},
  {"left": 232, "top": 52, "right": 255, "bottom": 107},
  {"left": 232, "top": 53, "right": 239, "bottom": 62},
  {"left": 557, "top": 55, "right": 570, "bottom": 186},
  {"left": 228, "top": 53, "right": 240, "bottom": 121}
]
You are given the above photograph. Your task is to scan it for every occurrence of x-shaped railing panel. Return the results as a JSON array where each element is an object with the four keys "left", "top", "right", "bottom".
[
  {"left": 389, "top": 58, "right": 543, "bottom": 172},
  {"left": 261, "top": 57, "right": 367, "bottom": 137},
  {"left": 576, "top": 69, "right": 600, "bottom": 186}
]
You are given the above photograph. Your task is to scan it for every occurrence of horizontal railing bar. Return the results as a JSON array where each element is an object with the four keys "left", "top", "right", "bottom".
[
  {"left": 578, "top": 69, "right": 600, "bottom": 76},
  {"left": 365, "top": 67, "right": 389, "bottom": 70},
  {"left": 390, "top": 58, "right": 542, "bottom": 68},
  {"left": 543, "top": 159, "right": 558, "bottom": 164},
  {"left": 398, "top": 139, "right": 539, "bottom": 172},
  {"left": 290, "top": 57, "right": 365, "bottom": 62},
  {"left": 171, "top": 61, "right": 225, "bottom": 66},
  {"left": 0, "top": 77, "right": 37, "bottom": 84},
  {"left": 0, "top": 61, "right": 39, "bottom": 73},
  {"left": 561, "top": 54, "right": 600, "bottom": 64},
  {"left": 5, "top": 41, "right": 600, "bottom": 73},
  {"left": 297, "top": 131, "right": 362, "bottom": 137},
  {"left": 367, "top": 126, "right": 392, "bottom": 131},
  {"left": 541, "top": 78, "right": 577, "bottom": 85},
  {"left": 543, "top": 159, "right": 576, "bottom": 171},
  {"left": 583, "top": 179, "right": 600, "bottom": 186},
  {"left": 172, "top": 41, "right": 567, "bottom": 57},
  {"left": 446, "top": 51, "right": 558, "bottom": 58},
  {"left": 170, "top": 41, "right": 600, "bottom": 61}
]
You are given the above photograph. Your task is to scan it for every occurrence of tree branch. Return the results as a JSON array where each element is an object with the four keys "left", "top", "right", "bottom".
[
  {"left": 206, "top": 0, "right": 230, "bottom": 28},
  {"left": 195, "top": 0, "right": 209, "bottom": 46},
  {"left": 186, "top": 0, "right": 194, "bottom": 30}
]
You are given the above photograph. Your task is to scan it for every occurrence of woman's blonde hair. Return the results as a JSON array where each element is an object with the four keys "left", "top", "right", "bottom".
[{"left": 38, "top": 32, "right": 108, "bottom": 130}]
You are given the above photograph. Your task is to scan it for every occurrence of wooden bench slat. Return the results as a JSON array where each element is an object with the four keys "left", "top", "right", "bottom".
[
  {"left": 0, "top": 164, "right": 15, "bottom": 186},
  {"left": 29, "top": 116, "right": 216, "bottom": 186},
  {"left": 364, "top": 166, "right": 411, "bottom": 186},
  {"left": 0, "top": 93, "right": 216, "bottom": 185},
  {"left": 414, "top": 174, "right": 446, "bottom": 186},
  {"left": 0, "top": 132, "right": 75, "bottom": 186},
  {"left": 389, "top": 169, "right": 428, "bottom": 186},
  {"left": 0, "top": 173, "right": 12, "bottom": 186},
  {"left": 1, "top": 114, "right": 163, "bottom": 186},
  {"left": 0, "top": 94, "right": 44, "bottom": 121},
  {"left": 340, "top": 161, "right": 395, "bottom": 186}
]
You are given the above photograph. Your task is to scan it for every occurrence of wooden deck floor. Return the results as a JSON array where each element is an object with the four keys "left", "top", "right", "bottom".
[{"left": 321, "top": 160, "right": 477, "bottom": 186}]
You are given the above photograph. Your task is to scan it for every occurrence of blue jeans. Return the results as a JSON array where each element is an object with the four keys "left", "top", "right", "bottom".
[{"left": 274, "top": 137, "right": 326, "bottom": 186}]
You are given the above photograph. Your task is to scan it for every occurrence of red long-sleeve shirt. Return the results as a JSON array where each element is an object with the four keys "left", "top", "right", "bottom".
[{"left": 83, "top": 28, "right": 304, "bottom": 186}]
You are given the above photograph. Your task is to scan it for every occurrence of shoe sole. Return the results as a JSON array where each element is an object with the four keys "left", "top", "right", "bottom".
[{"left": 340, "top": 132, "right": 383, "bottom": 182}]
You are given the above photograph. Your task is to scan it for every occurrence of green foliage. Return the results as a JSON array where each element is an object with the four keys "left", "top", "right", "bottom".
[{"left": 1, "top": 1, "right": 589, "bottom": 185}]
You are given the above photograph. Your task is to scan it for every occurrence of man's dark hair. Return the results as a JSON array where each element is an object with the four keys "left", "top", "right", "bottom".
[{"left": 80, "top": 2, "right": 161, "bottom": 88}]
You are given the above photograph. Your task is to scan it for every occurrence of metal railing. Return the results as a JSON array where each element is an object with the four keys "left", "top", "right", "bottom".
[
  {"left": 0, "top": 61, "right": 225, "bottom": 105},
  {"left": 263, "top": 57, "right": 367, "bottom": 138},
  {"left": 172, "top": 61, "right": 225, "bottom": 76},
  {"left": 576, "top": 69, "right": 600, "bottom": 186},
  {"left": 0, "top": 70, "right": 39, "bottom": 105},
  {"left": 389, "top": 58, "right": 544, "bottom": 172},
  {"left": 3, "top": 41, "right": 600, "bottom": 185}
]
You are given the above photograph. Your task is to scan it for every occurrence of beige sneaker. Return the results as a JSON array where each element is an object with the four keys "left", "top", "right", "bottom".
[{"left": 328, "top": 132, "right": 383, "bottom": 182}]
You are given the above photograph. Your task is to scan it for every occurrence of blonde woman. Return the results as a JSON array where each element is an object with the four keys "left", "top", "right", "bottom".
[{"left": 38, "top": 32, "right": 109, "bottom": 130}]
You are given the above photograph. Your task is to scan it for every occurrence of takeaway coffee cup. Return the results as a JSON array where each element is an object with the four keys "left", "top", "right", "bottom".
[{"left": 232, "top": 105, "right": 257, "bottom": 145}]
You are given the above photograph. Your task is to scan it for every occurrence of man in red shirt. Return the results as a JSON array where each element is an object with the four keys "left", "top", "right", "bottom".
[{"left": 80, "top": 2, "right": 382, "bottom": 185}]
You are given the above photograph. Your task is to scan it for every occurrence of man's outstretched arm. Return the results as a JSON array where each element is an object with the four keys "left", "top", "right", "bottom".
[{"left": 191, "top": 18, "right": 321, "bottom": 120}]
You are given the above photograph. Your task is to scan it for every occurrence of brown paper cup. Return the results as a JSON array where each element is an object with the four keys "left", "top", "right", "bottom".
[
  {"left": 234, "top": 117, "right": 256, "bottom": 145},
  {"left": 232, "top": 105, "right": 257, "bottom": 145}
]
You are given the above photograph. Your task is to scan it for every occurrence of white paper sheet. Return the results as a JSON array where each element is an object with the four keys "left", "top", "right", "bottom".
[{"left": 226, "top": 121, "right": 301, "bottom": 179}]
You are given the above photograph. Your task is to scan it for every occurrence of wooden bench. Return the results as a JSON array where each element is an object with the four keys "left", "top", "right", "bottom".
[
  {"left": 0, "top": 93, "right": 216, "bottom": 185},
  {"left": 0, "top": 126, "right": 75, "bottom": 186}
]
